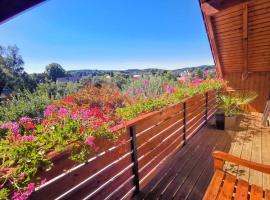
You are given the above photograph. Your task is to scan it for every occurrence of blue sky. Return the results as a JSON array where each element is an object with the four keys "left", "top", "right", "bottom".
[{"left": 0, "top": 0, "right": 214, "bottom": 73}]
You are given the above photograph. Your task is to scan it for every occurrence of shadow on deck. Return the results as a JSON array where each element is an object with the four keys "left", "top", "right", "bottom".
[{"left": 135, "top": 114, "right": 270, "bottom": 200}]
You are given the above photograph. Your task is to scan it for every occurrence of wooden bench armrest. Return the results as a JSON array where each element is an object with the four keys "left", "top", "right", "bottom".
[{"left": 212, "top": 151, "right": 270, "bottom": 174}]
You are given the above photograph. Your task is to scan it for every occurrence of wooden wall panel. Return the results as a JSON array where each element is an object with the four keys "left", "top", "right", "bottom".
[
  {"left": 202, "top": 0, "right": 270, "bottom": 76},
  {"left": 225, "top": 72, "right": 270, "bottom": 112}
]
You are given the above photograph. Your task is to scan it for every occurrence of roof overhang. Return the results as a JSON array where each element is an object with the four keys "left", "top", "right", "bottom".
[{"left": 0, "top": 0, "right": 46, "bottom": 24}]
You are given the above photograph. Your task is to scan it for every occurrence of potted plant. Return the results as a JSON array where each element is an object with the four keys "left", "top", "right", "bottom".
[{"left": 216, "top": 91, "right": 257, "bottom": 129}]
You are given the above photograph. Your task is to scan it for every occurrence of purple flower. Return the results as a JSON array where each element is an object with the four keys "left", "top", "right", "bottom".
[
  {"left": 43, "top": 104, "right": 56, "bottom": 117},
  {"left": 19, "top": 117, "right": 33, "bottom": 124},
  {"left": 57, "top": 108, "right": 69, "bottom": 118}
]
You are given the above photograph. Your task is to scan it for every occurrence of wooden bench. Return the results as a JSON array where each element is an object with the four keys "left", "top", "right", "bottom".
[{"left": 203, "top": 151, "right": 270, "bottom": 200}]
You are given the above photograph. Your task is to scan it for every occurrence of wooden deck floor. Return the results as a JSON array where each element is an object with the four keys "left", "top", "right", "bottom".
[{"left": 135, "top": 114, "right": 270, "bottom": 200}]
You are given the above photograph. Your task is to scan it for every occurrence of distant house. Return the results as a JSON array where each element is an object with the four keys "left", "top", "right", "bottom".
[{"left": 133, "top": 75, "right": 141, "bottom": 78}]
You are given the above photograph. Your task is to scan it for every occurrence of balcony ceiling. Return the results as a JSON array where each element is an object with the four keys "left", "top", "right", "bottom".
[
  {"left": 0, "top": 0, "right": 45, "bottom": 24},
  {"left": 200, "top": 0, "right": 270, "bottom": 78}
]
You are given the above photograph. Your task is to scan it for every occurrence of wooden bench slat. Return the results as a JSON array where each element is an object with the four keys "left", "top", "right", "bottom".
[
  {"left": 203, "top": 170, "right": 224, "bottom": 200},
  {"left": 234, "top": 179, "right": 249, "bottom": 200},
  {"left": 217, "top": 173, "right": 236, "bottom": 200},
  {"left": 250, "top": 184, "right": 263, "bottom": 200}
]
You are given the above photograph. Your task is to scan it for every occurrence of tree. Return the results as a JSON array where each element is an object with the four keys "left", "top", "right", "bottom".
[
  {"left": 193, "top": 69, "right": 204, "bottom": 79},
  {"left": 45, "top": 63, "right": 66, "bottom": 82},
  {"left": 163, "top": 71, "right": 177, "bottom": 81},
  {"left": 0, "top": 45, "right": 28, "bottom": 93}
]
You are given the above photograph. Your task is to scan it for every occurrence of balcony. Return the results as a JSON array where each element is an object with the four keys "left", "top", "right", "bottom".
[{"left": 135, "top": 113, "right": 270, "bottom": 199}]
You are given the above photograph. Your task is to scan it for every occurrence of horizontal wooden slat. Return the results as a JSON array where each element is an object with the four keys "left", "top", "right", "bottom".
[
  {"left": 138, "top": 127, "right": 183, "bottom": 171},
  {"left": 137, "top": 119, "right": 182, "bottom": 157},
  {"left": 136, "top": 112, "right": 183, "bottom": 147},
  {"left": 62, "top": 153, "right": 133, "bottom": 199},
  {"left": 105, "top": 176, "right": 135, "bottom": 200},
  {"left": 135, "top": 103, "right": 183, "bottom": 133},
  {"left": 31, "top": 142, "right": 131, "bottom": 200},
  {"left": 80, "top": 166, "right": 134, "bottom": 200},
  {"left": 139, "top": 134, "right": 183, "bottom": 189}
]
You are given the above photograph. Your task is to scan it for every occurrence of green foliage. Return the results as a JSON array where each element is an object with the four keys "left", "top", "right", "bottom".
[
  {"left": 218, "top": 91, "right": 257, "bottom": 117},
  {"left": 116, "top": 88, "right": 185, "bottom": 120},
  {"left": 0, "top": 82, "right": 81, "bottom": 122},
  {"left": 0, "top": 188, "right": 9, "bottom": 200},
  {"left": 45, "top": 63, "right": 66, "bottom": 82},
  {"left": 0, "top": 89, "right": 51, "bottom": 122},
  {"left": 117, "top": 79, "right": 224, "bottom": 120}
]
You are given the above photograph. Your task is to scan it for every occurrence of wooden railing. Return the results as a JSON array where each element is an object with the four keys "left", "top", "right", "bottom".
[{"left": 31, "top": 91, "right": 218, "bottom": 200}]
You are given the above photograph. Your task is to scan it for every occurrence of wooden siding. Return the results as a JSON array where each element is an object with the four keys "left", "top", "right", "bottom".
[
  {"left": 225, "top": 72, "right": 270, "bottom": 112},
  {"left": 202, "top": 0, "right": 270, "bottom": 74},
  {"left": 200, "top": 0, "right": 270, "bottom": 113}
]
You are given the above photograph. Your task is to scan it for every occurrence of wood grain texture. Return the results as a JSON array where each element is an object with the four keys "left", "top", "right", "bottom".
[
  {"left": 225, "top": 72, "right": 270, "bottom": 112},
  {"left": 200, "top": 0, "right": 270, "bottom": 98}
]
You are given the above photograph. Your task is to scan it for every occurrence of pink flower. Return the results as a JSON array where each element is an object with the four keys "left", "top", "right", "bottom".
[
  {"left": 57, "top": 108, "right": 69, "bottom": 118},
  {"left": 135, "top": 88, "right": 144, "bottom": 94},
  {"left": 1, "top": 122, "right": 20, "bottom": 135},
  {"left": 43, "top": 104, "right": 56, "bottom": 117},
  {"left": 85, "top": 136, "right": 95, "bottom": 147},
  {"left": 21, "top": 135, "right": 36, "bottom": 142},
  {"left": 19, "top": 117, "right": 32, "bottom": 124},
  {"left": 127, "top": 87, "right": 133, "bottom": 93},
  {"left": 26, "top": 182, "right": 35, "bottom": 195},
  {"left": 143, "top": 80, "right": 149, "bottom": 85},
  {"left": 71, "top": 112, "right": 80, "bottom": 120},
  {"left": 165, "top": 84, "right": 175, "bottom": 94},
  {"left": 12, "top": 191, "right": 28, "bottom": 200},
  {"left": 191, "top": 78, "right": 202, "bottom": 86},
  {"left": 40, "top": 178, "right": 47, "bottom": 185},
  {"left": 12, "top": 183, "right": 35, "bottom": 200}
]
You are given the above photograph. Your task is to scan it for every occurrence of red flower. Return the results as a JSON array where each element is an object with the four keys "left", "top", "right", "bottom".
[
  {"left": 79, "top": 126, "right": 85, "bottom": 133},
  {"left": 24, "top": 123, "right": 35, "bottom": 129},
  {"left": 105, "top": 105, "right": 110, "bottom": 113},
  {"left": 63, "top": 96, "right": 76, "bottom": 103},
  {"left": 42, "top": 119, "right": 49, "bottom": 125}
]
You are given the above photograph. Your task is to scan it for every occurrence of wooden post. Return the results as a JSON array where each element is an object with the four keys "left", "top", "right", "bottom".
[
  {"left": 129, "top": 126, "right": 140, "bottom": 194},
  {"left": 183, "top": 102, "right": 187, "bottom": 145},
  {"left": 205, "top": 92, "right": 208, "bottom": 122}
]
